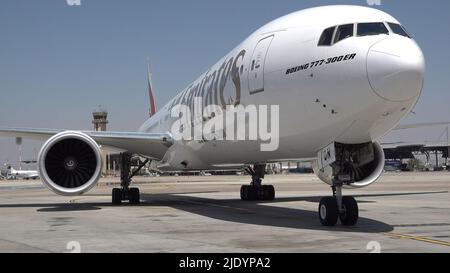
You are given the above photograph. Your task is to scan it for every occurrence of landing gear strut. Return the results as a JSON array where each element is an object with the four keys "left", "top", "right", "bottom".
[
  {"left": 112, "top": 153, "right": 149, "bottom": 205},
  {"left": 319, "top": 180, "right": 359, "bottom": 226},
  {"left": 240, "top": 164, "right": 275, "bottom": 201}
]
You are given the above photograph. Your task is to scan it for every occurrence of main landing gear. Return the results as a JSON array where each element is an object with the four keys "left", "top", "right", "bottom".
[
  {"left": 240, "top": 164, "right": 275, "bottom": 201},
  {"left": 318, "top": 180, "right": 359, "bottom": 226},
  {"left": 112, "top": 152, "right": 149, "bottom": 205}
]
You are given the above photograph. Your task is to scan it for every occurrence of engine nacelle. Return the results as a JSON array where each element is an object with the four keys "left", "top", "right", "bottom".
[
  {"left": 313, "top": 142, "right": 385, "bottom": 188},
  {"left": 37, "top": 131, "right": 103, "bottom": 196}
]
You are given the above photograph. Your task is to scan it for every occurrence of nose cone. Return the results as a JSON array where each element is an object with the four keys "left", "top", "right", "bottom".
[{"left": 367, "top": 37, "right": 425, "bottom": 102}]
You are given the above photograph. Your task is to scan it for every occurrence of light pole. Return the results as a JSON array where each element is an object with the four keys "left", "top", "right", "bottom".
[{"left": 447, "top": 126, "right": 449, "bottom": 171}]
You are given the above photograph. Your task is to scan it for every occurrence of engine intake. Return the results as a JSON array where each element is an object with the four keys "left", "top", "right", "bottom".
[
  {"left": 38, "top": 131, "right": 102, "bottom": 196},
  {"left": 313, "top": 142, "right": 385, "bottom": 188}
]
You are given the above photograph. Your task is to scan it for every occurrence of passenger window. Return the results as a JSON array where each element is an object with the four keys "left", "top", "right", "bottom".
[
  {"left": 318, "top": 27, "right": 335, "bottom": 46},
  {"left": 357, "top": 22, "right": 389, "bottom": 37},
  {"left": 334, "top": 24, "right": 354, "bottom": 43},
  {"left": 388, "top": 23, "right": 411, "bottom": 38}
]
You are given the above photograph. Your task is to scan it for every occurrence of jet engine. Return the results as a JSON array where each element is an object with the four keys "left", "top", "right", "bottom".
[
  {"left": 313, "top": 142, "right": 385, "bottom": 188},
  {"left": 37, "top": 131, "right": 103, "bottom": 196}
]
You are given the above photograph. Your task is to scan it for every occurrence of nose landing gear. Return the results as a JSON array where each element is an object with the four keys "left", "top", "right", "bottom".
[{"left": 319, "top": 181, "right": 359, "bottom": 226}]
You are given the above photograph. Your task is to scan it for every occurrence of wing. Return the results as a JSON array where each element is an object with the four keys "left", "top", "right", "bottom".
[
  {"left": 381, "top": 141, "right": 450, "bottom": 160},
  {"left": 387, "top": 122, "right": 450, "bottom": 158},
  {"left": 0, "top": 127, "right": 173, "bottom": 160},
  {"left": 394, "top": 122, "right": 450, "bottom": 130},
  {"left": 381, "top": 141, "right": 449, "bottom": 149}
]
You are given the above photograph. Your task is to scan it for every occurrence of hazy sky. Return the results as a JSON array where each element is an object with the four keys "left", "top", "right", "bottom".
[{"left": 1, "top": 0, "right": 450, "bottom": 167}]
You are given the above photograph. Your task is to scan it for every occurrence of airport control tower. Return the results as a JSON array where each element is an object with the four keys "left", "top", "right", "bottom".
[
  {"left": 92, "top": 108, "right": 108, "bottom": 132},
  {"left": 92, "top": 107, "right": 109, "bottom": 175}
]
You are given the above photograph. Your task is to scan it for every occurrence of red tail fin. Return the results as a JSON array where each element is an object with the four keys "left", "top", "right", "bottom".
[{"left": 147, "top": 63, "right": 157, "bottom": 117}]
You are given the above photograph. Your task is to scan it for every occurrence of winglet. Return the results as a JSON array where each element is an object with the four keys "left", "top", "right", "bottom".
[{"left": 147, "top": 61, "right": 157, "bottom": 117}]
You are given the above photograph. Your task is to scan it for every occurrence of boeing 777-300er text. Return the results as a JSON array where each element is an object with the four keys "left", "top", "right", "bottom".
[{"left": 0, "top": 6, "right": 425, "bottom": 226}]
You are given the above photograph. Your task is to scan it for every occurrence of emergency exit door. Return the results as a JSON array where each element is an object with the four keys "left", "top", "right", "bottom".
[{"left": 248, "top": 35, "right": 274, "bottom": 94}]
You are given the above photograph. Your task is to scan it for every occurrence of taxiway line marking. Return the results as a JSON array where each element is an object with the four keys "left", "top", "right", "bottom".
[{"left": 384, "top": 232, "right": 450, "bottom": 247}]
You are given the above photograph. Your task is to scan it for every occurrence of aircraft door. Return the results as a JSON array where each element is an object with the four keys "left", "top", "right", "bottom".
[{"left": 248, "top": 35, "right": 274, "bottom": 94}]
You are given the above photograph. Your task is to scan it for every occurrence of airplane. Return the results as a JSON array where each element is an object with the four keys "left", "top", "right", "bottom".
[
  {"left": 0, "top": 5, "right": 425, "bottom": 226},
  {"left": 6, "top": 166, "right": 39, "bottom": 180}
]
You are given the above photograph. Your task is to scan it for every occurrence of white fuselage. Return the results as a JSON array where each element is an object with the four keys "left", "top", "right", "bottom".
[
  {"left": 138, "top": 6, "right": 425, "bottom": 171},
  {"left": 9, "top": 167, "right": 39, "bottom": 179}
]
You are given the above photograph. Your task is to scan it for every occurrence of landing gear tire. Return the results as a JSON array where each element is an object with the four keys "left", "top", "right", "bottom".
[
  {"left": 112, "top": 188, "right": 140, "bottom": 205},
  {"left": 129, "top": 188, "right": 140, "bottom": 204},
  {"left": 240, "top": 185, "right": 256, "bottom": 201},
  {"left": 262, "top": 185, "right": 275, "bottom": 201},
  {"left": 241, "top": 164, "right": 275, "bottom": 201},
  {"left": 112, "top": 188, "right": 122, "bottom": 205},
  {"left": 319, "top": 197, "right": 339, "bottom": 226},
  {"left": 240, "top": 185, "right": 248, "bottom": 201},
  {"left": 339, "top": 196, "right": 358, "bottom": 226},
  {"left": 112, "top": 152, "right": 147, "bottom": 205},
  {"left": 240, "top": 185, "right": 275, "bottom": 201}
]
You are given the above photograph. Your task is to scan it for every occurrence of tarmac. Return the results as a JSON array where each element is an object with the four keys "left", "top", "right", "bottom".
[{"left": 0, "top": 172, "right": 449, "bottom": 253}]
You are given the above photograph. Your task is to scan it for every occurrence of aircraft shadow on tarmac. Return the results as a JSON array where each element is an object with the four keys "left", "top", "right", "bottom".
[
  {"left": 0, "top": 190, "right": 447, "bottom": 233},
  {"left": 139, "top": 191, "right": 446, "bottom": 233}
]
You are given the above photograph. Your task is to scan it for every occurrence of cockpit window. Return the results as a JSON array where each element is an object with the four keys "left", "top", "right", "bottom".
[
  {"left": 318, "top": 26, "right": 335, "bottom": 46},
  {"left": 357, "top": 22, "right": 389, "bottom": 37},
  {"left": 388, "top": 23, "right": 411, "bottom": 38},
  {"left": 334, "top": 24, "right": 354, "bottom": 43}
]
